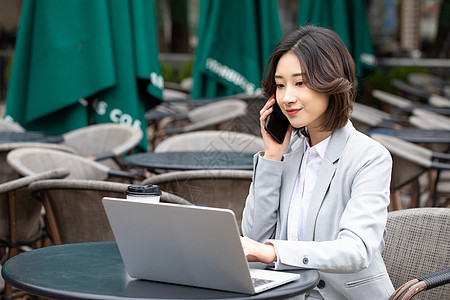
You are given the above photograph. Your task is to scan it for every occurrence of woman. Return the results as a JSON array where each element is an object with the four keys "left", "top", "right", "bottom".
[{"left": 241, "top": 25, "right": 395, "bottom": 299}]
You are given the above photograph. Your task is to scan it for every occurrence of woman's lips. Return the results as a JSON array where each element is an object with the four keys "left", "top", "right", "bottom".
[{"left": 286, "top": 109, "right": 301, "bottom": 116}]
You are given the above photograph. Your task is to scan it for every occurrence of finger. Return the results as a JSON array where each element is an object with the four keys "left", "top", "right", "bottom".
[
  {"left": 260, "top": 107, "right": 272, "bottom": 123},
  {"left": 260, "top": 96, "right": 275, "bottom": 116}
]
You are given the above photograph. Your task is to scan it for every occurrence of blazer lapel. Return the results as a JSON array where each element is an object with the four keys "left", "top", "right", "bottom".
[{"left": 305, "top": 122, "right": 354, "bottom": 240}]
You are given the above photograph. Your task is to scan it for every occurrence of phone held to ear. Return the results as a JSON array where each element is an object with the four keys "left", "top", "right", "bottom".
[{"left": 264, "top": 101, "right": 290, "bottom": 144}]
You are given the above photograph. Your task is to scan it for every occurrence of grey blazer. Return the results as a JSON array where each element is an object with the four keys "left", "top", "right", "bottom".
[{"left": 242, "top": 122, "right": 395, "bottom": 299}]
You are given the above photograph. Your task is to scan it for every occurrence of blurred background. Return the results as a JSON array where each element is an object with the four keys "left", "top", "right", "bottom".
[
  {"left": 1, "top": 0, "right": 448, "bottom": 103},
  {"left": 0, "top": 0, "right": 449, "bottom": 144}
]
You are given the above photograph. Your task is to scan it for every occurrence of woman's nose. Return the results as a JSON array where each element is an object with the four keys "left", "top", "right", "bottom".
[{"left": 282, "top": 88, "right": 296, "bottom": 104}]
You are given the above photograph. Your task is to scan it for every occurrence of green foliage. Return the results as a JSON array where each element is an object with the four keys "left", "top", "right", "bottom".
[
  {"left": 160, "top": 61, "right": 177, "bottom": 83},
  {"left": 4, "top": 52, "right": 14, "bottom": 81},
  {"left": 179, "top": 56, "right": 194, "bottom": 81},
  {"left": 358, "top": 66, "right": 430, "bottom": 108},
  {"left": 363, "top": 66, "right": 428, "bottom": 92},
  {"left": 160, "top": 56, "right": 194, "bottom": 83}
]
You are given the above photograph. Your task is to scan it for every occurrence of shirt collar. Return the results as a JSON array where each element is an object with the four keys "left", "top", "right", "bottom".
[{"left": 303, "top": 135, "right": 331, "bottom": 159}]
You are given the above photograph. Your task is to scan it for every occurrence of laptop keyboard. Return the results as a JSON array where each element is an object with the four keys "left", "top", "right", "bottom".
[{"left": 252, "top": 277, "right": 274, "bottom": 287}]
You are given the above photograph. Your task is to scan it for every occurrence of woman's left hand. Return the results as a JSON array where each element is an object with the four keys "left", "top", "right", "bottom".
[
  {"left": 240, "top": 236, "right": 277, "bottom": 264},
  {"left": 260, "top": 96, "right": 292, "bottom": 161}
]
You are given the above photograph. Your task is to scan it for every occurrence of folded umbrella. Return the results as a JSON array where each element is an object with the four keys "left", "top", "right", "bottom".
[
  {"left": 5, "top": 0, "right": 163, "bottom": 151},
  {"left": 191, "top": 0, "right": 282, "bottom": 99},
  {"left": 297, "top": 0, "right": 376, "bottom": 79}
]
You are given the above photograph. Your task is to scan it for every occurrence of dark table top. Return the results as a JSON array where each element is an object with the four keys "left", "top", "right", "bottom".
[
  {"left": 125, "top": 151, "right": 254, "bottom": 172},
  {"left": 367, "top": 128, "right": 450, "bottom": 144},
  {"left": 2, "top": 242, "right": 320, "bottom": 300},
  {"left": 0, "top": 131, "right": 64, "bottom": 144}
]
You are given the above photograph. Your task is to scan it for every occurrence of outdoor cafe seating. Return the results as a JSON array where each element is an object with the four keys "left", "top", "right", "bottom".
[
  {"left": 383, "top": 207, "right": 450, "bottom": 299},
  {"left": 142, "top": 169, "right": 253, "bottom": 230},
  {"left": 407, "top": 73, "right": 450, "bottom": 96},
  {"left": 372, "top": 89, "right": 450, "bottom": 117},
  {"left": 392, "top": 78, "right": 450, "bottom": 108},
  {"left": 350, "top": 102, "right": 408, "bottom": 133},
  {"left": 27, "top": 178, "right": 189, "bottom": 245},
  {"left": 371, "top": 134, "right": 450, "bottom": 210},
  {"left": 61, "top": 123, "right": 143, "bottom": 170},
  {"left": 148, "top": 98, "right": 248, "bottom": 150},
  {"left": 6, "top": 147, "right": 136, "bottom": 183},
  {"left": 0, "top": 168, "right": 69, "bottom": 299},
  {"left": 408, "top": 108, "right": 450, "bottom": 131},
  {"left": 154, "top": 130, "right": 264, "bottom": 154}
]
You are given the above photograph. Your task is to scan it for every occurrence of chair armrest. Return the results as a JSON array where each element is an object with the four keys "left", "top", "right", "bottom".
[
  {"left": 432, "top": 151, "right": 450, "bottom": 162},
  {"left": 91, "top": 151, "right": 116, "bottom": 161},
  {"left": 419, "top": 267, "right": 450, "bottom": 290},
  {"left": 430, "top": 161, "right": 450, "bottom": 171},
  {"left": 161, "top": 127, "right": 186, "bottom": 135},
  {"left": 392, "top": 79, "right": 432, "bottom": 99},
  {"left": 389, "top": 279, "right": 419, "bottom": 300},
  {"left": 398, "top": 281, "right": 427, "bottom": 300},
  {"left": 390, "top": 267, "right": 450, "bottom": 300},
  {"left": 107, "top": 169, "right": 136, "bottom": 182},
  {"left": 0, "top": 168, "right": 70, "bottom": 194},
  {"left": 145, "top": 110, "right": 188, "bottom": 122},
  {"left": 160, "top": 191, "right": 192, "bottom": 205}
]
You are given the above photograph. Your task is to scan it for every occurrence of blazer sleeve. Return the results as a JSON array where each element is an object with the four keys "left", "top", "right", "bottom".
[{"left": 241, "top": 152, "right": 284, "bottom": 241}]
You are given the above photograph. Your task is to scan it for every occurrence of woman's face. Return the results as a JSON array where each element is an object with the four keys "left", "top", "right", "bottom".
[{"left": 274, "top": 52, "right": 330, "bottom": 132}]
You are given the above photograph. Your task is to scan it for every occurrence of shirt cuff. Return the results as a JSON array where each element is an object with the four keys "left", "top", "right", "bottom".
[{"left": 264, "top": 240, "right": 280, "bottom": 269}]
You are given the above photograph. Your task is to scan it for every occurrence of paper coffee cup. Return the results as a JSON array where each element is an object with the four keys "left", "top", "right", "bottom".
[{"left": 125, "top": 184, "right": 161, "bottom": 203}]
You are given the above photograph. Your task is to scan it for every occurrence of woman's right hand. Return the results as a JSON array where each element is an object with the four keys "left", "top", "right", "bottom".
[
  {"left": 260, "top": 96, "right": 292, "bottom": 161},
  {"left": 240, "top": 236, "right": 277, "bottom": 264}
]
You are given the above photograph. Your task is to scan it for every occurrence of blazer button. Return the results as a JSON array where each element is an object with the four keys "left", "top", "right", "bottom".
[
  {"left": 317, "top": 280, "right": 325, "bottom": 289},
  {"left": 302, "top": 257, "right": 309, "bottom": 265}
]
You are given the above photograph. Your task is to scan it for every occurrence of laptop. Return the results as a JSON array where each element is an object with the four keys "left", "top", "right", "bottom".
[{"left": 102, "top": 197, "right": 300, "bottom": 294}]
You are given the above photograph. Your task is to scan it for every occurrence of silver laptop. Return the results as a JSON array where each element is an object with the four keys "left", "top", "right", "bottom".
[{"left": 102, "top": 197, "right": 300, "bottom": 294}]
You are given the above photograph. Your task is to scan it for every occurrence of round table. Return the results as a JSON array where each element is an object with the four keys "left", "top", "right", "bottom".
[
  {"left": 367, "top": 128, "right": 450, "bottom": 144},
  {"left": 2, "top": 242, "right": 320, "bottom": 300},
  {"left": 0, "top": 131, "right": 64, "bottom": 144},
  {"left": 125, "top": 151, "right": 254, "bottom": 172}
]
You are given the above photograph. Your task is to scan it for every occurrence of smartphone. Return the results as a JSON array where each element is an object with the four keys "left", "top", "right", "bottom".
[{"left": 264, "top": 100, "right": 290, "bottom": 144}]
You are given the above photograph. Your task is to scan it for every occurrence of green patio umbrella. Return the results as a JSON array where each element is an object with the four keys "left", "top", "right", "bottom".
[
  {"left": 191, "top": 0, "right": 283, "bottom": 99},
  {"left": 297, "top": 0, "right": 376, "bottom": 79},
  {"left": 5, "top": 0, "right": 163, "bottom": 151}
]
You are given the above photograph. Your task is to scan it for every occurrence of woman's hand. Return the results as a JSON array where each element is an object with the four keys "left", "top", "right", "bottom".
[
  {"left": 240, "top": 236, "right": 277, "bottom": 264},
  {"left": 260, "top": 96, "right": 292, "bottom": 161}
]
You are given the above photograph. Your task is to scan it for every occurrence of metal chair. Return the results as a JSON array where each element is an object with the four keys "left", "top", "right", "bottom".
[
  {"left": 142, "top": 169, "right": 253, "bottom": 231},
  {"left": 0, "top": 168, "right": 69, "bottom": 254},
  {"left": 407, "top": 73, "right": 450, "bottom": 96},
  {"left": 1, "top": 143, "right": 76, "bottom": 185},
  {"left": 392, "top": 78, "right": 450, "bottom": 108},
  {"left": 371, "top": 134, "right": 450, "bottom": 210},
  {"left": 383, "top": 207, "right": 450, "bottom": 300},
  {"left": 151, "top": 99, "right": 247, "bottom": 149},
  {"left": 408, "top": 108, "right": 450, "bottom": 131},
  {"left": 350, "top": 102, "right": 407, "bottom": 132},
  {"left": 0, "top": 168, "right": 69, "bottom": 299},
  {"left": 6, "top": 147, "right": 135, "bottom": 182},
  {"left": 61, "top": 123, "right": 143, "bottom": 169},
  {"left": 154, "top": 130, "right": 264, "bottom": 153},
  {"left": 372, "top": 89, "right": 450, "bottom": 116},
  {"left": 28, "top": 179, "right": 190, "bottom": 245}
]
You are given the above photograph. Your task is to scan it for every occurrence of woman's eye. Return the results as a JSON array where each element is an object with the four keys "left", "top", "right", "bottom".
[
  {"left": 276, "top": 84, "right": 284, "bottom": 89},
  {"left": 296, "top": 82, "right": 304, "bottom": 86}
]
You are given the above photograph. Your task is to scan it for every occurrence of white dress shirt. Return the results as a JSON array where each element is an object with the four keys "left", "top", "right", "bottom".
[{"left": 287, "top": 136, "right": 330, "bottom": 241}]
